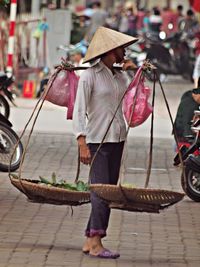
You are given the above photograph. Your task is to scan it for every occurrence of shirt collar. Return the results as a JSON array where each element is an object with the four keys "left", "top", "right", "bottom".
[
  {"left": 93, "top": 60, "right": 104, "bottom": 73},
  {"left": 93, "top": 60, "right": 122, "bottom": 76}
]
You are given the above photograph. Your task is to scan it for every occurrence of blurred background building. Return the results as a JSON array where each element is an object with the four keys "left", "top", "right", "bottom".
[
  {"left": 16, "top": 0, "right": 190, "bottom": 13},
  {"left": 0, "top": 0, "right": 196, "bottom": 89}
]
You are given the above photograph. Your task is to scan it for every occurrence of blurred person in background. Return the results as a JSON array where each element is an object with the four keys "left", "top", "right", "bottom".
[
  {"left": 161, "top": 6, "right": 176, "bottom": 37},
  {"left": 113, "top": 3, "right": 124, "bottom": 31},
  {"left": 126, "top": 4, "right": 138, "bottom": 36},
  {"left": 142, "top": 9, "right": 150, "bottom": 34},
  {"left": 86, "top": 1, "right": 108, "bottom": 42},
  {"left": 106, "top": 12, "right": 119, "bottom": 31},
  {"left": 136, "top": 8, "right": 145, "bottom": 34},
  {"left": 149, "top": 7, "right": 163, "bottom": 37},
  {"left": 173, "top": 5, "right": 184, "bottom": 33},
  {"left": 71, "top": 11, "right": 90, "bottom": 44},
  {"left": 173, "top": 78, "right": 200, "bottom": 146},
  {"left": 179, "top": 9, "right": 199, "bottom": 34},
  {"left": 69, "top": 47, "right": 90, "bottom": 76},
  {"left": 118, "top": 9, "right": 129, "bottom": 34}
]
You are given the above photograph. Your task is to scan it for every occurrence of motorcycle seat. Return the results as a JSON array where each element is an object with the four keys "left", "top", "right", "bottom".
[{"left": 0, "top": 72, "right": 7, "bottom": 83}]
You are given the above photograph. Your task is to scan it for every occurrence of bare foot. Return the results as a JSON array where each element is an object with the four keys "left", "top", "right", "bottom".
[
  {"left": 82, "top": 238, "right": 90, "bottom": 253},
  {"left": 82, "top": 236, "right": 104, "bottom": 255}
]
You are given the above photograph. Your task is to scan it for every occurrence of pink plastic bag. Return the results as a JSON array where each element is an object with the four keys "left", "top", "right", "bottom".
[
  {"left": 123, "top": 67, "right": 153, "bottom": 127},
  {"left": 45, "top": 69, "right": 79, "bottom": 119}
]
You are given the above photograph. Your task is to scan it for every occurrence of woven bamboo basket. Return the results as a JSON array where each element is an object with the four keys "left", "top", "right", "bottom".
[
  {"left": 90, "top": 184, "right": 184, "bottom": 213},
  {"left": 10, "top": 177, "right": 90, "bottom": 206},
  {"left": 9, "top": 64, "right": 92, "bottom": 206}
]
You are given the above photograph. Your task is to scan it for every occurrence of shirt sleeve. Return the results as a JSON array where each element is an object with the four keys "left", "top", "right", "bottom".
[{"left": 72, "top": 73, "right": 93, "bottom": 139}]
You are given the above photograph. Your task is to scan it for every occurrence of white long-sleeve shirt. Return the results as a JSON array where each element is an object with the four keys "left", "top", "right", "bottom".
[{"left": 73, "top": 61, "right": 130, "bottom": 144}]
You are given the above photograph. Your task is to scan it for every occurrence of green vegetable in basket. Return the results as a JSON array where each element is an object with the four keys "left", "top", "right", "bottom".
[
  {"left": 122, "top": 183, "right": 136, "bottom": 188},
  {"left": 51, "top": 172, "right": 57, "bottom": 184},
  {"left": 39, "top": 176, "right": 51, "bottom": 184},
  {"left": 58, "top": 181, "right": 77, "bottom": 191},
  {"left": 38, "top": 174, "right": 89, "bottom": 192},
  {"left": 10, "top": 174, "right": 19, "bottom": 179},
  {"left": 76, "top": 181, "right": 89, "bottom": 192}
]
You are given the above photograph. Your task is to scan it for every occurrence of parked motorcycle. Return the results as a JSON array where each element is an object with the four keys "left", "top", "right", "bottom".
[
  {"left": 0, "top": 113, "right": 23, "bottom": 172},
  {"left": 144, "top": 32, "right": 195, "bottom": 81},
  {"left": 0, "top": 72, "right": 16, "bottom": 119},
  {"left": 174, "top": 111, "right": 200, "bottom": 202}
]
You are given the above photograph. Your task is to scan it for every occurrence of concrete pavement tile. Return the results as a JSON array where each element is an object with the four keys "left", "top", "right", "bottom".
[
  {"left": 7, "top": 258, "right": 28, "bottom": 265},
  {"left": 169, "top": 263, "right": 188, "bottom": 267},
  {"left": 80, "top": 262, "right": 100, "bottom": 267},
  {"left": 99, "top": 261, "right": 118, "bottom": 267},
  {"left": 0, "top": 252, "right": 11, "bottom": 259},
  {"left": 119, "top": 251, "right": 134, "bottom": 258},
  {"left": 81, "top": 256, "right": 101, "bottom": 266},
  {"left": 116, "top": 261, "right": 135, "bottom": 267},
  {"left": 168, "top": 252, "right": 183, "bottom": 260},
  {"left": 1, "top": 134, "right": 200, "bottom": 266},
  {"left": 150, "top": 264, "right": 170, "bottom": 267},
  {"left": 0, "top": 260, "right": 9, "bottom": 265},
  {"left": 168, "top": 257, "right": 187, "bottom": 263},
  {"left": 187, "top": 262, "right": 200, "bottom": 267}
]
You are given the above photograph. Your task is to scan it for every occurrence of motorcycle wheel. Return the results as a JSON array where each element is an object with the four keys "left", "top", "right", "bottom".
[
  {"left": 0, "top": 123, "right": 23, "bottom": 172},
  {"left": 181, "top": 167, "right": 200, "bottom": 202},
  {"left": 0, "top": 95, "right": 10, "bottom": 119}
]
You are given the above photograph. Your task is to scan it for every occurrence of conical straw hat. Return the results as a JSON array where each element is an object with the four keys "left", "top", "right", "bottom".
[{"left": 83, "top": 27, "right": 138, "bottom": 63}]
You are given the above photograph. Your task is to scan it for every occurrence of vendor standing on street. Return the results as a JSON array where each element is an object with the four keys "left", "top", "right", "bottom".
[{"left": 73, "top": 26, "right": 138, "bottom": 259}]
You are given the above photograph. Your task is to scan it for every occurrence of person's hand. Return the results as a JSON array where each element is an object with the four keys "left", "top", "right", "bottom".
[
  {"left": 122, "top": 59, "right": 137, "bottom": 71},
  {"left": 77, "top": 136, "right": 91, "bottom": 165},
  {"left": 79, "top": 144, "right": 91, "bottom": 165}
]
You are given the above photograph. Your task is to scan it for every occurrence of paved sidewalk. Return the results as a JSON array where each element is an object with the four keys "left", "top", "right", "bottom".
[{"left": 0, "top": 133, "right": 200, "bottom": 267}]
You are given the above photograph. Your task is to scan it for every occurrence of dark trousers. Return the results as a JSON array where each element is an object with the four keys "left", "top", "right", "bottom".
[{"left": 85, "top": 142, "right": 124, "bottom": 238}]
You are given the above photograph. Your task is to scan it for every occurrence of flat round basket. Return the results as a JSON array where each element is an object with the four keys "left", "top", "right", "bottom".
[
  {"left": 11, "top": 177, "right": 90, "bottom": 206},
  {"left": 90, "top": 184, "right": 185, "bottom": 213}
]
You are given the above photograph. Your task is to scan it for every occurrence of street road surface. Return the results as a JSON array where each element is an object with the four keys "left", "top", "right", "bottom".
[{"left": 0, "top": 76, "right": 199, "bottom": 267}]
